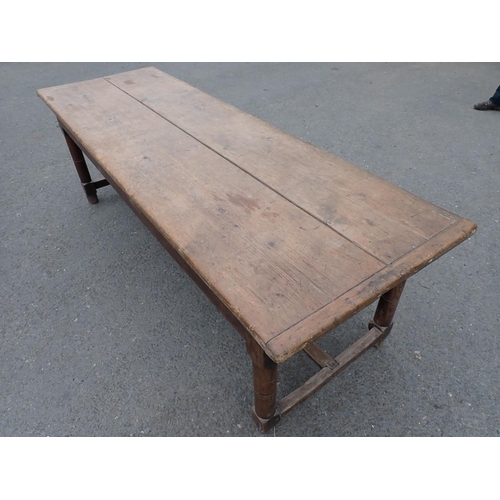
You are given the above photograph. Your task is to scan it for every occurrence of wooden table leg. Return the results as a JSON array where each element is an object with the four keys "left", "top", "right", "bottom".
[
  {"left": 245, "top": 337, "right": 280, "bottom": 432},
  {"left": 369, "top": 280, "right": 406, "bottom": 348},
  {"left": 60, "top": 125, "right": 99, "bottom": 204}
]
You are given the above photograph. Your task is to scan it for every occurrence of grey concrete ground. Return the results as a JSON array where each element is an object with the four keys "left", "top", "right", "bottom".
[{"left": 1, "top": 62, "right": 499, "bottom": 437}]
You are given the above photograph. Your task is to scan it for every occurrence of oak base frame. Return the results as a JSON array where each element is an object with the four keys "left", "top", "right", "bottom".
[
  {"left": 60, "top": 123, "right": 408, "bottom": 434},
  {"left": 249, "top": 282, "right": 406, "bottom": 433},
  {"left": 59, "top": 121, "right": 110, "bottom": 204}
]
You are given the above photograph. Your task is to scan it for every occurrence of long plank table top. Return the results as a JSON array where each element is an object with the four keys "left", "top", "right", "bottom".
[{"left": 37, "top": 67, "right": 476, "bottom": 363}]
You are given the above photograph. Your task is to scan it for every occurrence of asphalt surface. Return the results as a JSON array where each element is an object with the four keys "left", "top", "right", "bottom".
[{"left": 1, "top": 62, "right": 499, "bottom": 437}]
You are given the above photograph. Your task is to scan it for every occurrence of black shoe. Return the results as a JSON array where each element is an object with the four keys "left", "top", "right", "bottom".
[{"left": 473, "top": 100, "right": 500, "bottom": 111}]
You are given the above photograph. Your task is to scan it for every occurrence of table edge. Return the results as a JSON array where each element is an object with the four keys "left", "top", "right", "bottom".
[{"left": 265, "top": 218, "right": 476, "bottom": 362}]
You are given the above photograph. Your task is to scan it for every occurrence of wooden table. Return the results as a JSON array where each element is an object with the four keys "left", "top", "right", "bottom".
[{"left": 37, "top": 67, "right": 476, "bottom": 432}]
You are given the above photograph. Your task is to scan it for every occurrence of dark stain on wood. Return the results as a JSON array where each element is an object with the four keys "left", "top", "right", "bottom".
[{"left": 227, "top": 193, "right": 260, "bottom": 214}]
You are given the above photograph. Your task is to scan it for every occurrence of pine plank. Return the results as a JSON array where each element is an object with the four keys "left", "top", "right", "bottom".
[{"left": 104, "top": 67, "right": 460, "bottom": 264}]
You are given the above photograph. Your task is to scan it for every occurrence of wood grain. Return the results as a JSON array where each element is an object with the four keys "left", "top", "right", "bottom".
[{"left": 105, "top": 67, "right": 461, "bottom": 264}]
